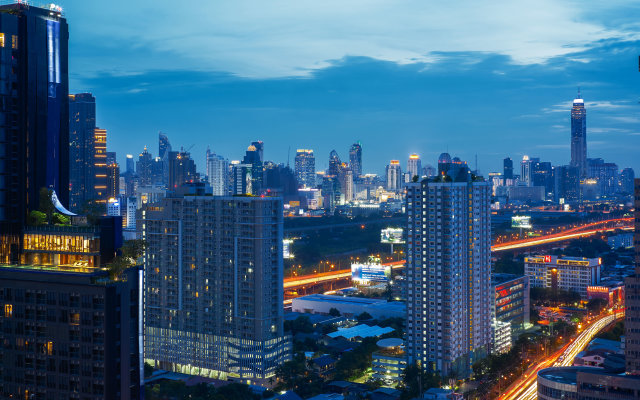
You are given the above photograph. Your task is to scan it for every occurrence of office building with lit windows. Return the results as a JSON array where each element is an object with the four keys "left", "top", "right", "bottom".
[
  {"left": 294, "top": 149, "right": 316, "bottom": 188},
  {"left": 386, "top": 160, "right": 402, "bottom": 191},
  {"left": 524, "top": 255, "right": 600, "bottom": 298},
  {"left": 94, "top": 128, "right": 108, "bottom": 203},
  {"left": 143, "top": 195, "right": 291, "bottom": 385},
  {"left": 492, "top": 274, "right": 530, "bottom": 332},
  {"left": 405, "top": 171, "right": 492, "bottom": 377}
]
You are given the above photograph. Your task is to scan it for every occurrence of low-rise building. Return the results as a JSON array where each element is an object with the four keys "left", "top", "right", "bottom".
[
  {"left": 491, "top": 320, "right": 512, "bottom": 355},
  {"left": 537, "top": 367, "right": 640, "bottom": 399},
  {"left": 292, "top": 294, "right": 405, "bottom": 319},
  {"left": 371, "top": 338, "right": 406, "bottom": 386},
  {"left": 587, "top": 280, "right": 624, "bottom": 308},
  {"left": 493, "top": 273, "right": 530, "bottom": 332},
  {"left": 525, "top": 255, "right": 601, "bottom": 298}
]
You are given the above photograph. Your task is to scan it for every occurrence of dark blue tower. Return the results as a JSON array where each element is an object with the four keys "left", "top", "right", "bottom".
[{"left": 570, "top": 91, "right": 587, "bottom": 177}]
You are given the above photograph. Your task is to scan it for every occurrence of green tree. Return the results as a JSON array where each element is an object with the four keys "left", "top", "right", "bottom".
[
  {"left": 399, "top": 362, "right": 441, "bottom": 400},
  {"left": 143, "top": 362, "right": 154, "bottom": 378},
  {"left": 27, "top": 210, "right": 47, "bottom": 226},
  {"left": 334, "top": 337, "right": 378, "bottom": 380},
  {"left": 329, "top": 307, "right": 341, "bottom": 317},
  {"left": 107, "top": 239, "right": 146, "bottom": 281},
  {"left": 39, "top": 187, "right": 55, "bottom": 223},
  {"left": 356, "top": 311, "right": 373, "bottom": 321}
]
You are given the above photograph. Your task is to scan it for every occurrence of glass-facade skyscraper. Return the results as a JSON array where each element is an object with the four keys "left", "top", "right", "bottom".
[
  {"left": 294, "top": 149, "right": 315, "bottom": 188},
  {"left": 0, "top": 3, "right": 69, "bottom": 232},
  {"left": 69, "top": 93, "right": 96, "bottom": 212},
  {"left": 349, "top": 142, "right": 362, "bottom": 178},
  {"left": 570, "top": 93, "right": 587, "bottom": 177}
]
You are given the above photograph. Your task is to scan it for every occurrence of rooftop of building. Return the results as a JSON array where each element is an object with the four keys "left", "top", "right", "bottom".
[
  {"left": 0, "top": 263, "right": 103, "bottom": 275},
  {"left": 525, "top": 255, "right": 601, "bottom": 266},
  {"left": 327, "top": 324, "right": 394, "bottom": 340},
  {"left": 538, "top": 366, "right": 640, "bottom": 385},
  {"left": 492, "top": 273, "right": 525, "bottom": 285},
  {"left": 295, "top": 294, "right": 387, "bottom": 305}
]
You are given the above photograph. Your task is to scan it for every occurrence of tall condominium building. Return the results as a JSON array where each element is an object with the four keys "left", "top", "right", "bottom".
[
  {"left": 125, "top": 154, "right": 135, "bottom": 174},
  {"left": 0, "top": 4, "right": 69, "bottom": 232},
  {"left": 625, "top": 179, "right": 640, "bottom": 374},
  {"left": 137, "top": 146, "right": 154, "bottom": 186},
  {"left": 294, "top": 149, "right": 315, "bottom": 188},
  {"left": 503, "top": 157, "right": 513, "bottom": 181},
  {"left": 570, "top": 93, "right": 587, "bottom": 177},
  {"left": 520, "top": 156, "right": 540, "bottom": 187},
  {"left": 328, "top": 150, "right": 342, "bottom": 177},
  {"left": 385, "top": 160, "right": 402, "bottom": 191},
  {"left": 94, "top": 128, "right": 108, "bottom": 203},
  {"left": 349, "top": 142, "right": 362, "bottom": 178},
  {"left": 407, "top": 154, "right": 422, "bottom": 181},
  {"left": 405, "top": 175, "right": 492, "bottom": 377},
  {"left": 69, "top": 93, "right": 96, "bottom": 212},
  {"left": 524, "top": 255, "right": 600, "bottom": 298},
  {"left": 206, "top": 149, "right": 228, "bottom": 196},
  {"left": 143, "top": 195, "right": 291, "bottom": 385}
]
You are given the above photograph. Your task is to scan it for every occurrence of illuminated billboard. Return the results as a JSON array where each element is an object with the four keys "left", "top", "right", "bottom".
[
  {"left": 283, "top": 239, "right": 294, "bottom": 259},
  {"left": 352, "top": 262, "right": 391, "bottom": 283},
  {"left": 511, "top": 216, "right": 532, "bottom": 229},
  {"left": 381, "top": 228, "right": 405, "bottom": 244}
]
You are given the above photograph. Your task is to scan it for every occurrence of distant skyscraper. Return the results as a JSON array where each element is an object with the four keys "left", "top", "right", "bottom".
[
  {"left": 243, "top": 142, "right": 264, "bottom": 194},
  {"left": 386, "top": 160, "right": 402, "bottom": 191},
  {"left": 294, "top": 149, "right": 316, "bottom": 188},
  {"left": 144, "top": 195, "right": 291, "bottom": 384},
  {"left": 94, "top": 128, "right": 108, "bottom": 203},
  {"left": 126, "top": 154, "right": 135, "bottom": 174},
  {"left": 407, "top": 154, "right": 422, "bottom": 181},
  {"left": 587, "top": 158, "right": 618, "bottom": 197},
  {"left": 168, "top": 150, "right": 197, "bottom": 190},
  {"left": 69, "top": 93, "right": 96, "bottom": 211},
  {"left": 503, "top": 157, "right": 513, "bottom": 182},
  {"left": 328, "top": 150, "right": 342, "bottom": 177},
  {"left": 570, "top": 92, "right": 587, "bottom": 177},
  {"left": 158, "top": 132, "right": 171, "bottom": 160},
  {"left": 206, "top": 148, "right": 228, "bottom": 196},
  {"left": 553, "top": 165, "right": 580, "bottom": 203},
  {"left": 107, "top": 162, "right": 120, "bottom": 199},
  {"left": 0, "top": 4, "right": 70, "bottom": 232},
  {"left": 349, "top": 142, "right": 362, "bottom": 178},
  {"left": 137, "top": 146, "right": 154, "bottom": 186},
  {"left": 620, "top": 168, "right": 635, "bottom": 194},
  {"left": 520, "top": 156, "right": 540, "bottom": 187},
  {"left": 232, "top": 163, "right": 253, "bottom": 195},
  {"left": 405, "top": 171, "right": 492, "bottom": 377},
  {"left": 106, "top": 151, "right": 117, "bottom": 166}
]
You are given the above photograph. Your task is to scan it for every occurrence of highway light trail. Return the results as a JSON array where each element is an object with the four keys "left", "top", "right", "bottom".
[{"left": 499, "top": 312, "right": 622, "bottom": 400}]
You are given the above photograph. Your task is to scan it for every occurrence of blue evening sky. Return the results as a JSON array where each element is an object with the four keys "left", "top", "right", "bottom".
[{"left": 62, "top": 0, "right": 640, "bottom": 176}]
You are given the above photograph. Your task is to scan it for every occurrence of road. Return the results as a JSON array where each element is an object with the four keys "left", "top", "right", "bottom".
[
  {"left": 499, "top": 312, "right": 622, "bottom": 400},
  {"left": 283, "top": 218, "right": 632, "bottom": 291}
]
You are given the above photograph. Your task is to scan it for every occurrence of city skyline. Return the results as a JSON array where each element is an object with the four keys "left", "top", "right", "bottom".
[{"left": 59, "top": 1, "right": 640, "bottom": 176}]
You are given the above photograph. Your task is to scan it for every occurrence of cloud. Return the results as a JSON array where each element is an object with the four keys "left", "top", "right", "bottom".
[
  {"left": 543, "top": 99, "right": 634, "bottom": 113},
  {"left": 63, "top": 0, "right": 640, "bottom": 79}
]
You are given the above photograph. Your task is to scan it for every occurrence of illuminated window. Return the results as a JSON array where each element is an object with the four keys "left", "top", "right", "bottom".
[
  {"left": 4, "top": 304, "right": 12, "bottom": 317},
  {"left": 45, "top": 341, "right": 53, "bottom": 355},
  {"left": 0, "top": 33, "right": 4, "bottom": 48},
  {"left": 70, "top": 313, "right": 80, "bottom": 326},
  {"left": 11, "top": 35, "right": 17, "bottom": 49}
]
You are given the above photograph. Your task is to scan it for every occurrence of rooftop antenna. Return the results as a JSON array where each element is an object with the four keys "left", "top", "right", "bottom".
[
  {"left": 475, "top": 153, "right": 478, "bottom": 173},
  {"left": 577, "top": 86, "right": 581, "bottom": 99}
]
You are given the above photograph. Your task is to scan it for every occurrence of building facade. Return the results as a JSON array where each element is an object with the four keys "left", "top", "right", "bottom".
[
  {"left": 405, "top": 178, "right": 492, "bottom": 377},
  {"left": 294, "top": 149, "right": 315, "bottom": 188},
  {"left": 407, "top": 154, "right": 422, "bottom": 182},
  {"left": 69, "top": 93, "right": 96, "bottom": 212},
  {"left": 206, "top": 149, "right": 228, "bottom": 196},
  {"left": 570, "top": 94, "right": 587, "bottom": 177},
  {"left": 0, "top": 4, "right": 69, "bottom": 232},
  {"left": 525, "top": 255, "right": 600, "bottom": 298},
  {"left": 143, "top": 195, "right": 291, "bottom": 385},
  {"left": 93, "top": 128, "right": 108, "bottom": 203},
  {"left": 625, "top": 178, "right": 640, "bottom": 374},
  {"left": 493, "top": 274, "right": 530, "bottom": 332},
  {"left": 386, "top": 161, "right": 402, "bottom": 192},
  {"left": 349, "top": 143, "right": 362, "bottom": 179}
]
